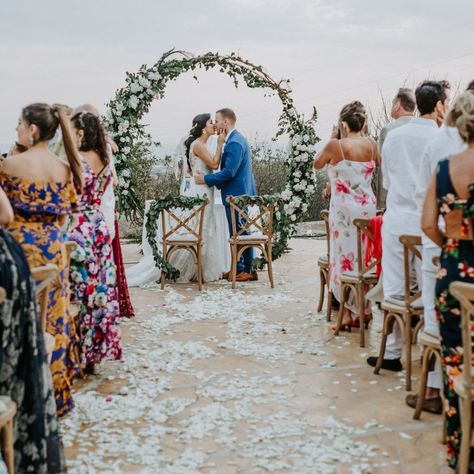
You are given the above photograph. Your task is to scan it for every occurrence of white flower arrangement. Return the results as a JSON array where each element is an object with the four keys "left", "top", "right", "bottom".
[{"left": 105, "top": 49, "right": 319, "bottom": 263}]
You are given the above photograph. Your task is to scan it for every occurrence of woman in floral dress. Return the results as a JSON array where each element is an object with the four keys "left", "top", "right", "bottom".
[
  {"left": 314, "top": 101, "right": 380, "bottom": 327},
  {"left": 67, "top": 112, "right": 122, "bottom": 372},
  {"left": 0, "top": 188, "right": 65, "bottom": 473},
  {"left": 422, "top": 90, "right": 474, "bottom": 471},
  {"left": 0, "top": 103, "right": 82, "bottom": 417}
]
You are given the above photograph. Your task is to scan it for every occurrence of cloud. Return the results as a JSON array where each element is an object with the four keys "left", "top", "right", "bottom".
[{"left": 0, "top": 0, "right": 473, "bottom": 146}]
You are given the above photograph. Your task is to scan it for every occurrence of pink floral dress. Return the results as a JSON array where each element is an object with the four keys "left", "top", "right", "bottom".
[
  {"left": 328, "top": 143, "right": 376, "bottom": 306},
  {"left": 67, "top": 158, "right": 122, "bottom": 365}
]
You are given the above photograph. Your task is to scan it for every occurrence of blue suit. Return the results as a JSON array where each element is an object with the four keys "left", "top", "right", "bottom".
[{"left": 205, "top": 130, "right": 257, "bottom": 272}]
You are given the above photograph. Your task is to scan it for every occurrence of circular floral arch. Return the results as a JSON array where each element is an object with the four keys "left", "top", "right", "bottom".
[{"left": 106, "top": 49, "right": 319, "bottom": 263}]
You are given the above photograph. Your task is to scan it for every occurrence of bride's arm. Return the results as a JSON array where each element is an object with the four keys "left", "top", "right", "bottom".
[{"left": 192, "top": 134, "right": 225, "bottom": 170}]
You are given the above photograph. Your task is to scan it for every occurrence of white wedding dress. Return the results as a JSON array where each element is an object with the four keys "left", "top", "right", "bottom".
[{"left": 126, "top": 140, "right": 230, "bottom": 286}]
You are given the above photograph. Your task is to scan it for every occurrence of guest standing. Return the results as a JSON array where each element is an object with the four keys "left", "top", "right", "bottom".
[
  {"left": 67, "top": 112, "right": 122, "bottom": 373},
  {"left": 376, "top": 88, "right": 416, "bottom": 208},
  {"left": 314, "top": 101, "right": 379, "bottom": 327},
  {"left": 0, "top": 188, "right": 65, "bottom": 473},
  {"left": 0, "top": 103, "right": 82, "bottom": 416},
  {"left": 74, "top": 104, "right": 135, "bottom": 319},
  {"left": 421, "top": 90, "right": 474, "bottom": 471}
]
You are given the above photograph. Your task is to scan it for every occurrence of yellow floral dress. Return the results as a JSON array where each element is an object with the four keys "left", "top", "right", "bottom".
[{"left": 0, "top": 172, "right": 80, "bottom": 416}]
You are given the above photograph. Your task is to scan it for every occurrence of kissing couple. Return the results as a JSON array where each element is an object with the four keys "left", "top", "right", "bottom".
[{"left": 126, "top": 108, "right": 258, "bottom": 286}]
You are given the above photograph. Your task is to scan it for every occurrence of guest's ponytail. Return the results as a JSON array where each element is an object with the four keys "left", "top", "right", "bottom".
[{"left": 52, "top": 104, "right": 83, "bottom": 192}]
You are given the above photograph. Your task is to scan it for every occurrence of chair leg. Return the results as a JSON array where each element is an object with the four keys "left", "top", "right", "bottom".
[
  {"left": 160, "top": 272, "right": 165, "bottom": 290},
  {"left": 317, "top": 268, "right": 326, "bottom": 313},
  {"left": 374, "top": 311, "right": 392, "bottom": 374},
  {"left": 404, "top": 315, "right": 412, "bottom": 391},
  {"left": 267, "top": 243, "right": 274, "bottom": 289},
  {"left": 74, "top": 345, "right": 84, "bottom": 379},
  {"left": 413, "top": 345, "right": 431, "bottom": 420},
  {"left": 357, "top": 282, "right": 366, "bottom": 348},
  {"left": 326, "top": 290, "right": 333, "bottom": 322},
  {"left": 334, "top": 284, "right": 348, "bottom": 336},
  {"left": 459, "top": 397, "right": 472, "bottom": 474},
  {"left": 197, "top": 246, "right": 203, "bottom": 291},
  {"left": 231, "top": 244, "right": 237, "bottom": 290}
]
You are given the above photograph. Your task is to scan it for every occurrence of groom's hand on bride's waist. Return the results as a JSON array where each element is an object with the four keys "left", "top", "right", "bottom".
[{"left": 194, "top": 170, "right": 205, "bottom": 185}]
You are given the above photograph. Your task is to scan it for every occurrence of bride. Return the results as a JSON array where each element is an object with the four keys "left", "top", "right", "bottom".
[{"left": 127, "top": 113, "right": 230, "bottom": 286}]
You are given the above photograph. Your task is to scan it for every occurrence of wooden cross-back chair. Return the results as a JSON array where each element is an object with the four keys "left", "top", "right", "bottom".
[
  {"left": 317, "top": 210, "right": 332, "bottom": 320},
  {"left": 334, "top": 217, "right": 381, "bottom": 348},
  {"left": 31, "top": 264, "right": 59, "bottom": 334},
  {"left": 413, "top": 254, "right": 445, "bottom": 442},
  {"left": 31, "top": 263, "right": 59, "bottom": 366},
  {"left": 374, "top": 234, "right": 424, "bottom": 391},
  {"left": 226, "top": 196, "right": 276, "bottom": 289},
  {"left": 450, "top": 281, "right": 474, "bottom": 474},
  {"left": 413, "top": 330, "right": 446, "bottom": 443},
  {"left": 160, "top": 199, "right": 209, "bottom": 290}
]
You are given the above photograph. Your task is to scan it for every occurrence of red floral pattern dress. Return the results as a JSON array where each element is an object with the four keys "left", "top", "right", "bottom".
[
  {"left": 328, "top": 155, "right": 376, "bottom": 306},
  {"left": 67, "top": 159, "right": 122, "bottom": 365}
]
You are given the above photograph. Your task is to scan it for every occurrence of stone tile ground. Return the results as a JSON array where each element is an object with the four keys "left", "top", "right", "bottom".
[{"left": 64, "top": 239, "right": 447, "bottom": 474}]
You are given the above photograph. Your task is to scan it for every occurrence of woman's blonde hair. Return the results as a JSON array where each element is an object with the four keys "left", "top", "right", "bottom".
[{"left": 446, "top": 91, "right": 474, "bottom": 143}]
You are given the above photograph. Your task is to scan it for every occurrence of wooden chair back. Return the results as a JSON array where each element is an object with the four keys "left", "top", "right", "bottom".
[
  {"left": 226, "top": 196, "right": 275, "bottom": 241},
  {"left": 0, "top": 287, "right": 6, "bottom": 304},
  {"left": 399, "top": 234, "right": 422, "bottom": 308},
  {"left": 353, "top": 217, "right": 380, "bottom": 277},
  {"left": 31, "top": 264, "right": 59, "bottom": 333},
  {"left": 64, "top": 241, "right": 78, "bottom": 263},
  {"left": 161, "top": 199, "right": 208, "bottom": 243},
  {"left": 450, "top": 281, "right": 474, "bottom": 396},
  {"left": 320, "top": 210, "right": 329, "bottom": 257}
]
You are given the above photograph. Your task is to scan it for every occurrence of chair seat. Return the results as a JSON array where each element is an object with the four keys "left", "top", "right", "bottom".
[
  {"left": 452, "top": 373, "right": 474, "bottom": 399},
  {"left": 382, "top": 295, "right": 423, "bottom": 311},
  {"left": 231, "top": 234, "right": 268, "bottom": 242},
  {"left": 340, "top": 272, "right": 378, "bottom": 284},
  {"left": 317, "top": 255, "right": 329, "bottom": 267},
  {"left": 418, "top": 331, "right": 441, "bottom": 349},
  {"left": 165, "top": 235, "right": 199, "bottom": 244}
]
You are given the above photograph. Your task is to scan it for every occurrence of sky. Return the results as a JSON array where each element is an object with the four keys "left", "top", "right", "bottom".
[{"left": 1, "top": 0, "right": 473, "bottom": 155}]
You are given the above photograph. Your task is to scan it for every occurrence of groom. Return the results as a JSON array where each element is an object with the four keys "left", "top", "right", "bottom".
[{"left": 194, "top": 108, "right": 257, "bottom": 282}]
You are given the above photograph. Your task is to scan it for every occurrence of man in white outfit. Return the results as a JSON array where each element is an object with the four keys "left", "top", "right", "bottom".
[
  {"left": 376, "top": 88, "right": 416, "bottom": 208},
  {"left": 367, "top": 80, "right": 451, "bottom": 373},
  {"left": 405, "top": 81, "right": 473, "bottom": 413}
]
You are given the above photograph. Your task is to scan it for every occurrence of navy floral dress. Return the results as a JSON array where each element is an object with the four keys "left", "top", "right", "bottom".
[
  {"left": 0, "top": 228, "right": 65, "bottom": 473},
  {"left": 435, "top": 158, "right": 474, "bottom": 470}
]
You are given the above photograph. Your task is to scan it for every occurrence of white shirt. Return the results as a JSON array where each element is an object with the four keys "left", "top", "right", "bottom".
[
  {"left": 224, "top": 128, "right": 237, "bottom": 147},
  {"left": 415, "top": 125, "right": 466, "bottom": 246},
  {"left": 382, "top": 117, "right": 439, "bottom": 234}
]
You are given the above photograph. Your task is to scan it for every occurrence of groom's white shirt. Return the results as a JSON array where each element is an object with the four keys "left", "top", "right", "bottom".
[{"left": 224, "top": 128, "right": 237, "bottom": 147}]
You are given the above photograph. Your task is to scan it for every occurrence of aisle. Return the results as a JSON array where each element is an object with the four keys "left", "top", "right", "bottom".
[{"left": 64, "top": 239, "right": 444, "bottom": 473}]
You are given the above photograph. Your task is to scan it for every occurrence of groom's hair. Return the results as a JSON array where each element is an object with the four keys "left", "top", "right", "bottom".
[{"left": 217, "top": 108, "right": 236, "bottom": 124}]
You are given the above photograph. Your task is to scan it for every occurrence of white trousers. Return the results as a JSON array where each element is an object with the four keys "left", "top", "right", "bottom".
[
  {"left": 422, "top": 245, "right": 442, "bottom": 390},
  {"left": 382, "top": 227, "right": 422, "bottom": 360}
]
